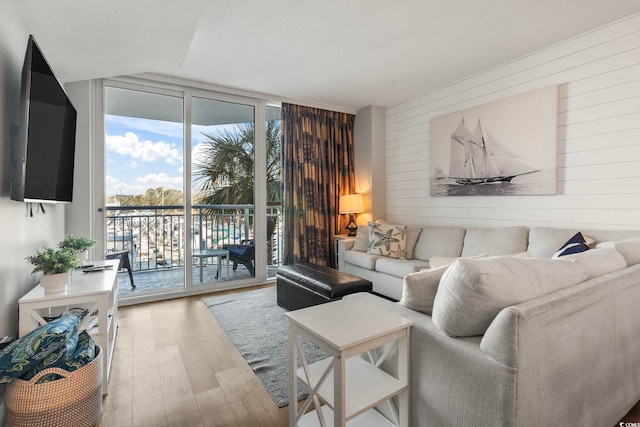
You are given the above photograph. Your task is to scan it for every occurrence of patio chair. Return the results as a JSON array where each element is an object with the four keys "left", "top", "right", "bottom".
[
  {"left": 225, "top": 240, "right": 255, "bottom": 276},
  {"left": 106, "top": 249, "right": 135, "bottom": 287}
]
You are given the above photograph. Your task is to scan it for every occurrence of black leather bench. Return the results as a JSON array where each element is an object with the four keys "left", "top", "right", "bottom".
[{"left": 276, "top": 263, "right": 372, "bottom": 311}]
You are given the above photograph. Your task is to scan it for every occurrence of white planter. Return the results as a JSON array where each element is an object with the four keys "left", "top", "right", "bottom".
[
  {"left": 76, "top": 250, "right": 89, "bottom": 267},
  {"left": 40, "top": 271, "right": 71, "bottom": 294}
]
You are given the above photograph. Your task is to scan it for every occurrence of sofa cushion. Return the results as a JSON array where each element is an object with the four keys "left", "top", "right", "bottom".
[
  {"left": 552, "top": 232, "right": 590, "bottom": 258},
  {"left": 375, "top": 257, "right": 430, "bottom": 278},
  {"left": 367, "top": 222, "right": 407, "bottom": 258},
  {"left": 561, "top": 247, "right": 627, "bottom": 278},
  {"left": 429, "top": 253, "right": 489, "bottom": 268},
  {"left": 597, "top": 238, "right": 640, "bottom": 266},
  {"left": 343, "top": 250, "right": 380, "bottom": 270},
  {"left": 528, "top": 227, "right": 582, "bottom": 258},
  {"left": 403, "top": 226, "right": 423, "bottom": 259},
  {"left": 413, "top": 226, "right": 466, "bottom": 261},
  {"left": 432, "top": 257, "right": 589, "bottom": 337},
  {"left": 400, "top": 265, "right": 449, "bottom": 314},
  {"left": 460, "top": 226, "right": 529, "bottom": 258}
]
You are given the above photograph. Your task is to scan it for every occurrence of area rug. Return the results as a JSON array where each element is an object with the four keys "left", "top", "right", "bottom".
[{"left": 203, "top": 286, "right": 326, "bottom": 407}]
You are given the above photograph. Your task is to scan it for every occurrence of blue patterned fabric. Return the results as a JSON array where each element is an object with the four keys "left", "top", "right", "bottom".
[
  {"left": 0, "top": 314, "right": 80, "bottom": 384},
  {"left": 34, "top": 331, "right": 96, "bottom": 384},
  {"left": 24, "top": 328, "right": 79, "bottom": 380},
  {"left": 553, "top": 232, "right": 590, "bottom": 258},
  {"left": 64, "top": 331, "right": 96, "bottom": 372}
]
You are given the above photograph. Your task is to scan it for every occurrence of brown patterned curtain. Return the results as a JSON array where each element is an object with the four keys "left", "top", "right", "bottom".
[{"left": 281, "top": 103, "right": 356, "bottom": 267}]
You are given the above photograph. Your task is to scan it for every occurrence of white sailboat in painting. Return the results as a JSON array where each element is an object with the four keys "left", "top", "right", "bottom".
[{"left": 448, "top": 118, "right": 540, "bottom": 185}]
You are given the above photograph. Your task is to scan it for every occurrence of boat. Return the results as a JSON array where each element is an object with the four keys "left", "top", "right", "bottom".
[{"left": 447, "top": 118, "right": 540, "bottom": 185}]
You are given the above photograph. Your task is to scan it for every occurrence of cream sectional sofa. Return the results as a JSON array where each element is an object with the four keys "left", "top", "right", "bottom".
[
  {"left": 341, "top": 235, "right": 640, "bottom": 426},
  {"left": 337, "top": 224, "right": 640, "bottom": 300}
]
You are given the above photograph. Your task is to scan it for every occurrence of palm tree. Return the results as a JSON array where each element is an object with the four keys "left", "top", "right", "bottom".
[
  {"left": 194, "top": 121, "right": 280, "bottom": 204},
  {"left": 194, "top": 120, "right": 281, "bottom": 263}
]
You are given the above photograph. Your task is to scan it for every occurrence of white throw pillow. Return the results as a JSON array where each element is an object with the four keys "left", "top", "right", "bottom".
[
  {"left": 404, "top": 226, "right": 423, "bottom": 260},
  {"left": 432, "top": 257, "right": 589, "bottom": 337},
  {"left": 367, "top": 222, "right": 407, "bottom": 259},
  {"left": 560, "top": 247, "right": 627, "bottom": 278},
  {"left": 596, "top": 238, "right": 640, "bottom": 266},
  {"left": 400, "top": 265, "right": 449, "bottom": 315},
  {"left": 352, "top": 224, "right": 369, "bottom": 252}
]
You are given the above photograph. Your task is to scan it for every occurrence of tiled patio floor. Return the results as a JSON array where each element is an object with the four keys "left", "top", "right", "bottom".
[{"left": 116, "top": 262, "right": 277, "bottom": 296}]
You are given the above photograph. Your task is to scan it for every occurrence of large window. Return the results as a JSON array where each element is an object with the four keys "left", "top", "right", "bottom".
[{"left": 103, "top": 81, "right": 280, "bottom": 299}]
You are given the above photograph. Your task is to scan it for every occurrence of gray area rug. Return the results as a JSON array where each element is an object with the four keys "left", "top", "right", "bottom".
[{"left": 203, "top": 286, "right": 326, "bottom": 407}]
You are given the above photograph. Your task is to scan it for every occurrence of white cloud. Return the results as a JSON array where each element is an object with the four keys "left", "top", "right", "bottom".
[
  {"left": 105, "top": 173, "right": 183, "bottom": 197},
  {"left": 191, "top": 142, "right": 209, "bottom": 165},
  {"left": 106, "top": 132, "right": 182, "bottom": 164},
  {"left": 105, "top": 175, "right": 141, "bottom": 196},
  {"left": 136, "top": 173, "right": 183, "bottom": 189}
]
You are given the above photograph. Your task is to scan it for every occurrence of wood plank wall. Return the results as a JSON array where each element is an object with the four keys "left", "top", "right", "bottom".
[{"left": 385, "top": 13, "right": 640, "bottom": 230}]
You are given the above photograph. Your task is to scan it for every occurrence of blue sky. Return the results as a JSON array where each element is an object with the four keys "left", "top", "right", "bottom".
[{"left": 105, "top": 115, "right": 214, "bottom": 199}]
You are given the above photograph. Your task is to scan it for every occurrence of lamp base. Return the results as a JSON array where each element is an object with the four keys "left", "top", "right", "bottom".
[{"left": 345, "top": 214, "right": 358, "bottom": 236}]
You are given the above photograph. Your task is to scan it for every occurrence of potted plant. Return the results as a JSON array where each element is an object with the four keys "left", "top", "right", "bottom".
[
  {"left": 59, "top": 235, "right": 96, "bottom": 265},
  {"left": 26, "top": 247, "right": 78, "bottom": 293}
]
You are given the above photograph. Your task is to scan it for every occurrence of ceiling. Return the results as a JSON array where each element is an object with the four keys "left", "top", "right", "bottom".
[{"left": 11, "top": 0, "right": 640, "bottom": 111}]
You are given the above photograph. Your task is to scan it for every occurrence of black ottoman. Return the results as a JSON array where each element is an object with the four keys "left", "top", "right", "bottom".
[{"left": 276, "top": 263, "right": 372, "bottom": 311}]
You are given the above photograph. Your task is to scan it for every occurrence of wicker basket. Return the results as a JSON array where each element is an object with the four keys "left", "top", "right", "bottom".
[{"left": 5, "top": 346, "right": 103, "bottom": 427}]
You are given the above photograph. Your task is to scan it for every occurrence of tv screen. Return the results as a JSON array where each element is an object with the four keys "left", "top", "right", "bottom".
[{"left": 10, "top": 35, "right": 77, "bottom": 204}]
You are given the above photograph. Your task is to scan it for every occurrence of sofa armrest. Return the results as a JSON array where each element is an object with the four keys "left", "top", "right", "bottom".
[
  {"left": 480, "top": 265, "right": 640, "bottom": 425},
  {"left": 337, "top": 237, "right": 355, "bottom": 271}
]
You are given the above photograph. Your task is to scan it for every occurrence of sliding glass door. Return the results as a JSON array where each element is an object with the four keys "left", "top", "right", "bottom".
[
  {"left": 103, "top": 81, "right": 280, "bottom": 299},
  {"left": 190, "top": 97, "right": 256, "bottom": 285},
  {"left": 104, "top": 86, "right": 186, "bottom": 295}
]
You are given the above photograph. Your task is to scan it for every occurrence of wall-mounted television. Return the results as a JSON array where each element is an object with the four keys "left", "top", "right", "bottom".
[{"left": 10, "top": 35, "right": 77, "bottom": 204}]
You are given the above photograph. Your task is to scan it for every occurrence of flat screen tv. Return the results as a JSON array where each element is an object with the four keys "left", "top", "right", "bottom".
[{"left": 10, "top": 35, "right": 77, "bottom": 204}]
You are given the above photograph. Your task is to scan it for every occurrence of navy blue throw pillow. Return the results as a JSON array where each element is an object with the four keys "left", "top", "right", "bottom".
[{"left": 553, "top": 232, "right": 589, "bottom": 258}]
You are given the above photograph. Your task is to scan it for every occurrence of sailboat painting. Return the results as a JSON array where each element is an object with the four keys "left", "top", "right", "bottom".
[{"left": 430, "top": 86, "right": 558, "bottom": 196}]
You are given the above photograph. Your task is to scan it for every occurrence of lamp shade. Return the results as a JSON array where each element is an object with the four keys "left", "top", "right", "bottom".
[{"left": 339, "top": 194, "right": 364, "bottom": 214}]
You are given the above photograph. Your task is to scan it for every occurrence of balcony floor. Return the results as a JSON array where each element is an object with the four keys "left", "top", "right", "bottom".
[{"left": 116, "top": 261, "right": 277, "bottom": 296}]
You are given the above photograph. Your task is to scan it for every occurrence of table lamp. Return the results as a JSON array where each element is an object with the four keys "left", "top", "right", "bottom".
[{"left": 339, "top": 194, "right": 364, "bottom": 236}]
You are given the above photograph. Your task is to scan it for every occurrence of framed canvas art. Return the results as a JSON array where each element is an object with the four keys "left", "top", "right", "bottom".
[{"left": 430, "top": 85, "right": 558, "bottom": 196}]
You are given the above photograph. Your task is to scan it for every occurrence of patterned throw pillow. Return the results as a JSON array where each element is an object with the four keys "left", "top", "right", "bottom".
[
  {"left": 367, "top": 222, "right": 407, "bottom": 258},
  {"left": 0, "top": 314, "right": 81, "bottom": 384},
  {"left": 552, "top": 232, "right": 590, "bottom": 258}
]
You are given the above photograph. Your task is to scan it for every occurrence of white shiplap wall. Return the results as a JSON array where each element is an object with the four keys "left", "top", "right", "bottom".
[{"left": 386, "top": 13, "right": 640, "bottom": 230}]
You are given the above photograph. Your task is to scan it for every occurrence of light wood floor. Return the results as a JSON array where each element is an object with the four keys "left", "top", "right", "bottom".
[
  {"left": 99, "top": 284, "right": 288, "bottom": 427},
  {"left": 98, "top": 284, "right": 640, "bottom": 426}
]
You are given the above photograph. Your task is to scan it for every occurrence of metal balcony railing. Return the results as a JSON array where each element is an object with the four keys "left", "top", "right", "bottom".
[{"left": 105, "top": 204, "right": 282, "bottom": 273}]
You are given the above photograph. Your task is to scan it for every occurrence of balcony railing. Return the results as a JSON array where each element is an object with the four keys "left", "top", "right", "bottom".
[{"left": 105, "top": 204, "right": 282, "bottom": 273}]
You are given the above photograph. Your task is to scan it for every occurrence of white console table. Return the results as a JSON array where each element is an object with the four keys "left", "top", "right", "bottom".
[{"left": 18, "top": 259, "right": 119, "bottom": 395}]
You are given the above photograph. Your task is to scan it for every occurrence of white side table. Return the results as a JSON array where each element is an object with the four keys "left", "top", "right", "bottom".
[{"left": 286, "top": 297, "right": 414, "bottom": 426}]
